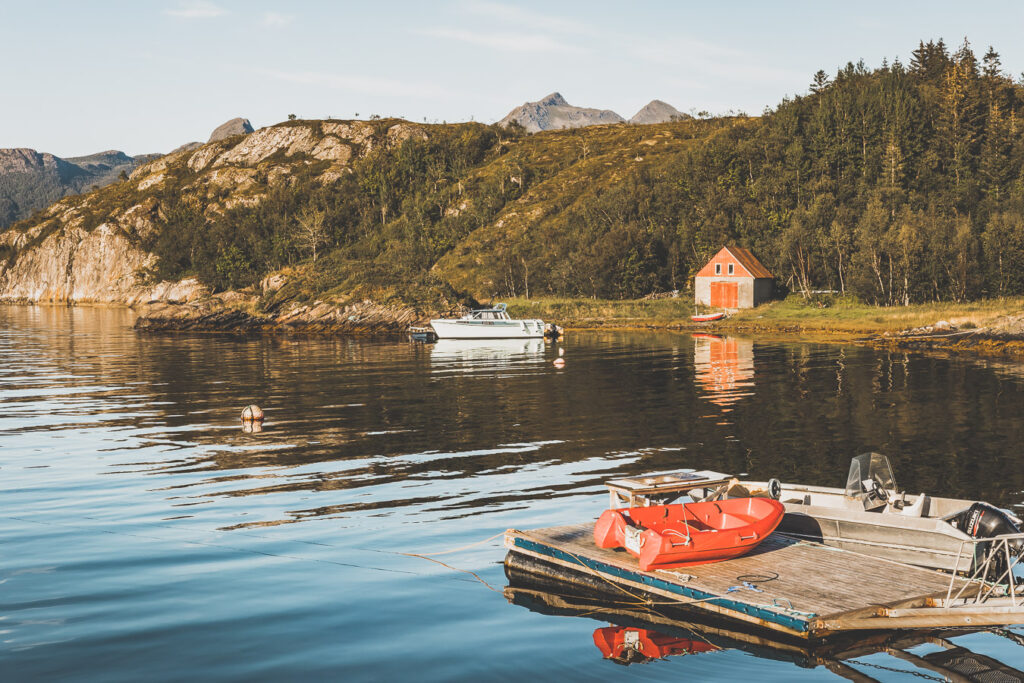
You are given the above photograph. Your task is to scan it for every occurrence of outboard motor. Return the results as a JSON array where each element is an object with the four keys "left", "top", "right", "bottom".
[{"left": 953, "top": 503, "right": 1024, "bottom": 581}]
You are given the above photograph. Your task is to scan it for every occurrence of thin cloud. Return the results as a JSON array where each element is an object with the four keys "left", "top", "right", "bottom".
[
  {"left": 626, "top": 37, "right": 804, "bottom": 86},
  {"left": 261, "top": 11, "right": 293, "bottom": 28},
  {"left": 414, "top": 27, "right": 587, "bottom": 55},
  {"left": 164, "top": 1, "right": 227, "bottom": 19},
  {"left": 256, "top": 68, "right": 454, "bottom": 99},
  {"left": 461, "top": 0, "right": 598, "bottom": 37}
]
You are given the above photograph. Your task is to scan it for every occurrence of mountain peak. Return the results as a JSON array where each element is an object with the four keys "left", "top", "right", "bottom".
[
  {"left": 208, "top": 118, "right": 254, "bottom": 143},
  {"left": 629, "top": 99, "right": 688, "bottom": 125},
  {"left": 499, "top": 93, "right": 624, "bottom": 133},
  {"left": 539, "top": 92, "right": 567, "bottom": 107}
]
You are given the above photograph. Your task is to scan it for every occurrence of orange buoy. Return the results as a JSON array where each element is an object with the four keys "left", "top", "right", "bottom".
[{"left": 241, "top": 405, "right": 264, "bottom": 422}]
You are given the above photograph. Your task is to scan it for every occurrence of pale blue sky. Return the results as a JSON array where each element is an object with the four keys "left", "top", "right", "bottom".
[{"left": 2, "top": 1, "right": 1022, "bottom": 157}]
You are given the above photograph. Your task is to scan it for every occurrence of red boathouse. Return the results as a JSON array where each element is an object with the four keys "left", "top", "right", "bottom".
[{"left": 694, "top": 246, "right": 774, "bottom": 309}]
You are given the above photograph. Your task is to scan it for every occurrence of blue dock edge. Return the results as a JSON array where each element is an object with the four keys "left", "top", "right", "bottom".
[{"left": 510, "top": 535, "right": 812, "bottom": 634}]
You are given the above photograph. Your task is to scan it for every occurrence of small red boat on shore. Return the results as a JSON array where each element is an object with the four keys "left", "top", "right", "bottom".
[
  {"left": 691, "top": 312, "right": 727, "bottom": 322},
  {"left": 593, "top": 498, "right": 785, "bottom": 571}
]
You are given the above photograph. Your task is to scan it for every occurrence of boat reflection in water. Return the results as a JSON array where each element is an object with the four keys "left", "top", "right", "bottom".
[
  {"left": 593, "top": 626, "right": 718, "bottom": 665},
  {"left": 693, "top": 334, "right": 755, "bottom": 412},
  {"left": 429, "top": 338, "right": 546, "bottom": 370},
  {"left": 504, "top": 564, "right": 1024, "bottom": 680}
]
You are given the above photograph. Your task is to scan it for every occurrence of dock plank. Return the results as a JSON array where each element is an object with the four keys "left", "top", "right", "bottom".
[{"left": 509, "top": 523, "right": 962, "bottom": 620}]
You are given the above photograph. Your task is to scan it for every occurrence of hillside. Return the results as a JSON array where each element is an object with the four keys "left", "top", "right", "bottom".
[{"left": 3, "top": 39, "right": 1024, "bottom": 333}]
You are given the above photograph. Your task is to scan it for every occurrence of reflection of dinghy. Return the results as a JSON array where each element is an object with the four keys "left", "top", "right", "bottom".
[
  {"left": 593, "top": 627, "right": 717, "bottom": 664},
  {"left": 593, "top": 498, "right": 785, "bottom": 571}
]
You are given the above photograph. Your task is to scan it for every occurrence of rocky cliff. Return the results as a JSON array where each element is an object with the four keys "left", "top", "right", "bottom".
[
  {"left": 0, "top": 119, "right": 383, "bottom": 303},
  {"left": 0, "top": 117, "right": 468, "bottom": 332}
]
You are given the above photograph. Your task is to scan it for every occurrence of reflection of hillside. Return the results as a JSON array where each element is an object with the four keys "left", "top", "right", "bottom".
[
  {"left": 693, "top": 334, "right": 755, "bottom": 411},
  {"left": 504, "top": 562, "right": 1024, "bottom": 679}
]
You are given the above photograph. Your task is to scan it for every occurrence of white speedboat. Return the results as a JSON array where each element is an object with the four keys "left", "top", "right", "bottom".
[
  {"left": 723, "top": 454, "right": 1023, "bottom": 574},
  {"left": 605, "top": 455, "right": 1023, "bottom": 576},
  {"left": 430, "top": 303, "right": 545, "bottom": 339}
]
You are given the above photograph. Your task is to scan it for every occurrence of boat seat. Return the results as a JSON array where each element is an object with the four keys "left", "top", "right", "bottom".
[{"left": 898, "top": 493, "right": 928, "bottom": 517}]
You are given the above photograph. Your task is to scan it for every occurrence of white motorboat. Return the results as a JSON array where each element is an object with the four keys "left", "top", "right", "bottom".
[
  {"left": 605, "top": 454, "right": 1023, "bottom": 575},
  {"left": 430, "top": 303, "right": 545, "bottom": 339},
  {"left": 723, "top": 454, "right": 1023, "bottom": 574}
]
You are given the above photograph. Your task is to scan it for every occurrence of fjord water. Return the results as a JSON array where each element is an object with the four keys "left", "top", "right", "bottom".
[{"left": 2, "top": 307, "right": 1023, "bottom": 681}]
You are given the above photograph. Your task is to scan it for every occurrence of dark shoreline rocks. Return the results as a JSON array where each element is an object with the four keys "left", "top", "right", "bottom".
[{"left": 132, "top": 297, "right": 429, "bottom": 337}]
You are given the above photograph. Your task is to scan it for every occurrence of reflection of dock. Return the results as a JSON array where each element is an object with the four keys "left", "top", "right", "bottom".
[
  {"left": 504, "top": 523, "right": 1024, "bottom": 642},
  {"left": 693, "top": 335, "right": 754, "bottom": 409},
  {"left": 504, "top": 565, "right": 1024, "bottom": 680}
]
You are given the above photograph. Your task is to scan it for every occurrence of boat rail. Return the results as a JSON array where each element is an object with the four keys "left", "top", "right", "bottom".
[{"left": 944, "top": 531, "right": 1024, "bottom": 607}]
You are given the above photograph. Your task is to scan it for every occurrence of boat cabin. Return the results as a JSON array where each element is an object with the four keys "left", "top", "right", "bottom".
[{"left": 465, "top": 303, "right": 512, "bottom": 321}]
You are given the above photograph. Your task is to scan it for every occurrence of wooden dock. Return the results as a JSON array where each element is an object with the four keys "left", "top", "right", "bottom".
[{"left": 505, "top": 523, "right": 1024, "bottom": 640}]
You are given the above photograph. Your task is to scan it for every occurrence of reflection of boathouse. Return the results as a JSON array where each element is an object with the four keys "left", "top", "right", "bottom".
[{"left": 693, "top": 335, "right": 754, "bottom": 409}]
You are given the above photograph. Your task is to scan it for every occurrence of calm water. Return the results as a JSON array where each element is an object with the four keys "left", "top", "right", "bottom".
[{"left": 2, "top": 306, "right": 1024, "bottom": 681}]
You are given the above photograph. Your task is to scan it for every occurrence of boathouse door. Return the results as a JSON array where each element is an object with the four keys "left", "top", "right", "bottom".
[{"left": 710, "top": 281, "right": 738, "bottom": 308}]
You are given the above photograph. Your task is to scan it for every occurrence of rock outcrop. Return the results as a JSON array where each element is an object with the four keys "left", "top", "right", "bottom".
[
  {"left": 499, "top": 92, "right": 624, "bottom": 133},
  {"left": 134, "top": 296, "right": 427, "bottom": 335},
  {"left": 208, "top": 117, "right": 255, "bottom": 142},
  {"left": 629, "top": 100, "right": 688, "bottom": 124}
]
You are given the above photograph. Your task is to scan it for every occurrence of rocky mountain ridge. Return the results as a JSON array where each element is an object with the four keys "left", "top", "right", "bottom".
[
  {"left": 0, "top": 148, "right": 141, "bottom": 229},
  {"left": 498, "top": 92, "right": 686, "bottom": 132},
  {"left": 499, "top": 92, "right": 624, "bottom": 132}
]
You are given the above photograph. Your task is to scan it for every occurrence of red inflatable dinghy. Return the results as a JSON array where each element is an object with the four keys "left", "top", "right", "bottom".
[{"left": 593, "top": 498, "right": 785, "bottom": 571}]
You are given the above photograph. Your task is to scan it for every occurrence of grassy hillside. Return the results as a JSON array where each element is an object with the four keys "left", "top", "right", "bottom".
[{"left": 5, "top": 39, "right": 1024, "bottom": 314}]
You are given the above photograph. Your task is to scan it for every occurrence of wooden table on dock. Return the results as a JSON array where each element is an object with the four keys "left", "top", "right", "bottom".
[{"left": 605, "top": 470, "right": 732, "bottom": 508}]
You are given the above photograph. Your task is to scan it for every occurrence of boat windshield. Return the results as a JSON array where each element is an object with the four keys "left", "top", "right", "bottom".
[
  {"left": 468, "top": 303, "right": 510, "bottom": 321},
  {"left": 845, "top": 452, "right": 898, "bottom": 509}
]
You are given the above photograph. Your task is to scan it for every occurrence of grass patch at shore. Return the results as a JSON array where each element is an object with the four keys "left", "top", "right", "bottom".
[
  {"left": 505, "top": 297, "right": 695, "bottom": 327},
  {"left": 504, "top": 294, "right": 1024, "bottom": 336}
]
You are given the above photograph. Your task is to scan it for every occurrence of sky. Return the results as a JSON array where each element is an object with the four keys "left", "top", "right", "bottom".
[{"left": 2, "top": 0, "right": 1024, "bottom": 157}]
